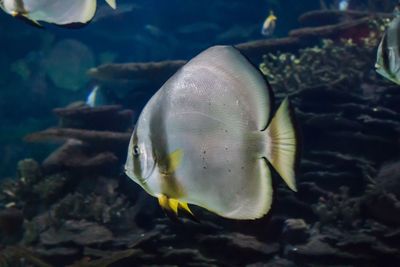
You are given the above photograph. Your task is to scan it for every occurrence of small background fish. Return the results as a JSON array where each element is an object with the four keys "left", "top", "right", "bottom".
[
  {"left": 0, "top": 0, "right": 116, "bottom": 26},
  {"left": 375, "top": 3, "right": 400, "bottom": 85},
  {"left": 261, "top": 10, "right": 277, "bottom": 36}
]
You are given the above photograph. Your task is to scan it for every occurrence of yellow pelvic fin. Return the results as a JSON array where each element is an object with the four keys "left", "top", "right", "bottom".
[
  {"left": 166, "top": 149, "right": 183, "bottom": 174},
  {"left": 157, "top": 194, "right": 194, "bottom": 217},
  {"left": 168, "top": 198, "right": 179, "bottom": 214}
]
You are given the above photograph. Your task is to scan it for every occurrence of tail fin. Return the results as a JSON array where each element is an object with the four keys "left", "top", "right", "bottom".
[
  {"left": 264, "top": 97, "right": 298, "bottom": 192},
  {"left": 105, "top": 0, "right": 117, "bottom": 9}
]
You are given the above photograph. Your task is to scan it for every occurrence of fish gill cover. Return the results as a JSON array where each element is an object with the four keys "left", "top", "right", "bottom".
[{"left": 0, "top": 0, "right": 400, "bottom": 266}]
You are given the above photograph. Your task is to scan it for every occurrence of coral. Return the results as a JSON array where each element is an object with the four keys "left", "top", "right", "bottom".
[
  {"left": 24, "top": 104, "right": 132, "bottom": 175},
  {"left": 66, "top": 249, "right": 138, "bottom": 267},
  {"left": 312, "top": 186, "right": 361, "bottom": 229},
  {"left": 0, "top": 246, "right": 52, "bottom": 267},
  {"left": 88, "top": 60, "right": 186, "bottom": 83},
  {"left": 282, "top": 218, "right": 310, "bottom": 244},
  {"left": 53, "top": 104, "right": 133, "bottom": 132},
  {"left": 260, "top": 34, "right": 381, "bottom": 95},
  {"left": 0, "top": 208, "right": 23, "bottom": 244},
  {"left": 33, "top": 173, "right": 68, "bottom": 204},
  {"left": 17, "top": 159, "right": 41, "bottom": 185},
  {"left": 299, "top": 10, "right": 391, "bottom": 27}
]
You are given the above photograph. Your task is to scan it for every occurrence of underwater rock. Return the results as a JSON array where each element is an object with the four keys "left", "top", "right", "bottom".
[
  {"left": 35, "top": 246, "right": 80, "bottom": 265},
  {"left": 41, "top": 140, "right": 119, "bottom": 175},
  {"left": 34, "top": 101, "right": 132, "bottom": 175},
  {"left": 158, "top": 248, "right": 217, "bottom": 266},
  {"left": 0, "top": 208, "right": 24, "bottom": 240},
  {"left": 0, "top": 246, "right": 53, "bottom": 267},
  {"left": 298, "top": 10, "right": 391, "bottom": 27},
  {"left": 88, "top": 35, "right": 306, "bottom": 84},
  {"left": 25, "top": 128, "right": 130, "bottom": 155},
  {"left": 112, "top": 229, "right": 160, "bottom": 249},
  {"left": 289, "top": 17, "right": 373, "bottom": 42},
  {"left": 40, "top": 220, "right": 113, "bottom": 246},
  {"left": 282, "top": 219, "right": 310, "bottom": 245},
  {"left": 54, "top": 104, "right": 134, "bottom": 132},
  {"left": 235, "top": 37, "right": 306, "bottom": 63},
  {"left": 312, "top": 186, "right": 361, "bottom": 229},
  {"left": 17, "top": 158, "right": 41, "bottom": 185},
  {"left": 32, "top": 173, "right": 69, "bottom": 203},
  {"left": 249, "top": 257, "right": 297, "bottom": 267},
  {"left": 362, "top": 192, "right": 400, "bottom": 225},
  {"left": 287, "top": 235, "right": 370, "bottom": 265},
  {"left": 198, "top": 233, "right": 279, "bottom": 264},
  {"left": 67, "top": 248, "right": 140, "bottom": 267},
  {"left": 372, "top": 160, "right": 400, "bottom": 197},
  {"left": 89, "top": 60, "right": 186, "bottom": 83},
  {"left": 335, "top": 232, "right": 400, "bottom": 258}
]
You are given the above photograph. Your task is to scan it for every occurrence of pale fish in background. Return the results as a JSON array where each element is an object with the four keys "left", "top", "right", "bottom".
[
  {"left": 338, "top": 0, "right": 350, "bottom": 11},
  {"left": 375, "top": 5, "right": 400, "bottom": 85},
  {"left": 44, "top": 39, "right": 95, "bottom": 91},
  {"left": 86, "top": 85, "right": 106, "bottom": 107},
  {"left": 320, "top": 0, "right": 351, "bottom": 11},
  {"left": 0, "top": 0, "right": 117, "bottom": 27},
  {"left": 125, "top": 45, "right": 299, "bottom": 220},
  {"left": 261, "top": 10, "right": 277, "bottom": 37}
]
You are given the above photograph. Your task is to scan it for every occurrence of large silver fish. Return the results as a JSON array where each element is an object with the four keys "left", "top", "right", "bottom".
[
  {"left": 0, "top": 0, "right": 116, "bottom": 26},
  {"left": 375, "top": 6, "right": 400, "bottom": 85},
  {"left": 125, "top": 46, "right": 299, "bottom": 220}
]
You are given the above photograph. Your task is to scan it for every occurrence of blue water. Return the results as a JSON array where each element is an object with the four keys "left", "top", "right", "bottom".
[
  {"left": 0, "top": 0, "right": 399, "bottom": 266},
  {"left": 0, "top": 0, "right": 320, "bottom": 177}
]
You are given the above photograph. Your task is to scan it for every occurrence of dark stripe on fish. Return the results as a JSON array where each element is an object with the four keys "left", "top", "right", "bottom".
[
  {"left": 132, "top": 130, "right": 143, "bottom": 181},
  {"left": 381, "top": 32, "right": 391, "bottom": 74},
  {"left": 395, "top": 17, "right": 400, "bottom": 60},
  {"left": 15, "top": 0, "right": 26, "bottom": 13},
  {"left": 149, "top": 93, "right": 184, "bottom": 198}
]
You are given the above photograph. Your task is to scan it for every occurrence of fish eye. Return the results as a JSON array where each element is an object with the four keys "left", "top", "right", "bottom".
[{"left": 133, "top": 145, "right": 140, "bottom": 158}]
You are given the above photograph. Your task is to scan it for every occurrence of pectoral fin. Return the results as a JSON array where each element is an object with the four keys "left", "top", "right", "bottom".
[
  {"left": 14, "top": 13, "right": 43, "bottom": 28},
  {"left": 10, "top": 11, "right": 43, "bottom": 28},
  {"left": 166, "top": 149, "right": 183, "bottom": 174}
]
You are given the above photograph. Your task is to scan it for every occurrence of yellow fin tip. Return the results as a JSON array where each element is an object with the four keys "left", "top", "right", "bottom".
[{"left": 157, "top": 194, "right": 194, "bottom": 217}]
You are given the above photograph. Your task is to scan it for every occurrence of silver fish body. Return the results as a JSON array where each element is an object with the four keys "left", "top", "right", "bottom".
[
  {"left": 125, "top": 46, "right": 298, "bottom": 220},
  {"left": 0, "top": 0, "right": 116, "bottom": 26},
  {"left": 375, "top": 11, "right": 400, "bottom": 85}
]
